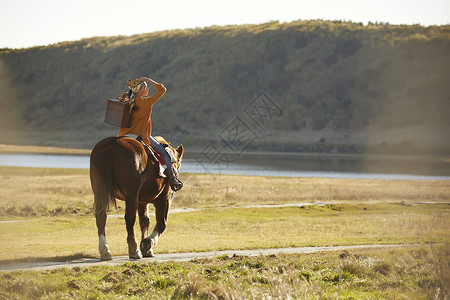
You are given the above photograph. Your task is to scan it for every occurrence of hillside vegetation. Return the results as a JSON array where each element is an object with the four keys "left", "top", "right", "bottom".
[{"left": 0, "top": 20, "right": 449, "bottom": 154}]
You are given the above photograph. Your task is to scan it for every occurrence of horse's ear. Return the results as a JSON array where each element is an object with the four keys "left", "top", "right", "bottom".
[{"left": 176, "top": 144, "right": 184, "bottom": 158}]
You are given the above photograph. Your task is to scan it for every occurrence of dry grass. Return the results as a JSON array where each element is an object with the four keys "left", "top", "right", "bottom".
[
  {"left": 0, "top": 167, "right": 93, "bottom": 217},
  {"left": 176, "top": 172, "right": 450, "bottom": 208},
  {"left": 1, "top": 166, "right": 449, "bottom": 218}
]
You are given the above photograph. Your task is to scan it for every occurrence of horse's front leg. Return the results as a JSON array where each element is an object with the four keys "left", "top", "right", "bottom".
[
  {"left": 125, "top": 197, "right": 142, "bottom": 259},
  {"left": 140, "top": 189, "right": 171, "bottom": 257},
  {"left": 138, "top": 203, "right": 152, "bottom": 257},
  {"left": 138, "top": 203, "right": 150, "bottom": 240}
]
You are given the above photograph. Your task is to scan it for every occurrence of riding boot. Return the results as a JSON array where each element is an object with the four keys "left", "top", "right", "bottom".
[{"left": 167, "top": 172, "right": 183, "bottom": 191}]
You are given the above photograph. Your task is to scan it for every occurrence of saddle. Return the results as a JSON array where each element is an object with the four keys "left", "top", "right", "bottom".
[{"left": 135, "top": 137, "right": 168, "bottom": 178}]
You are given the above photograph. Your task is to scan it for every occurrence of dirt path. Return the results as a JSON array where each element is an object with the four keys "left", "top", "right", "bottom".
[{"left": 0, "top": 244, "right": 419, "bottom": 272}]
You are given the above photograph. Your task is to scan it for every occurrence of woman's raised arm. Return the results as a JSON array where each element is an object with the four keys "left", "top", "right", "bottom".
[{"left": 140, "top": 77, "right": 159, "bottom": 87}]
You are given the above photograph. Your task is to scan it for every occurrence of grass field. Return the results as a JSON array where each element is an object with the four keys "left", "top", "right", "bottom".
[
  {"left": 0, "top": 165, "right": 449, "bottom": 299},
  {"left": 1, "top": 202, "right": 449, "bottom": 262},
  {"left": 1, "top": 166, "right": 449, "bottom": 217},
  {"left": 1, "top": 245, "right": 448, "bottom": 299}
]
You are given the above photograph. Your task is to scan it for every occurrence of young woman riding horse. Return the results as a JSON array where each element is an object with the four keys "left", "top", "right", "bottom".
[
  {"left": 90, "top": 78, "right": 184, "bottom": 260},
  {"left": 118, "top": 77, "right": 183, "bottom": 191}
]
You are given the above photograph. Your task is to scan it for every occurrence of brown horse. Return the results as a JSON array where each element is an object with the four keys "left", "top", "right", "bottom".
[{"left": 90, "top": 136, "right": 183, "bottom": 260}]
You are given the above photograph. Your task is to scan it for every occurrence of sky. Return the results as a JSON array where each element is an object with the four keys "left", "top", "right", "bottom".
[{"left": 0, "top": 0, "right": 449, "bottom": 49}]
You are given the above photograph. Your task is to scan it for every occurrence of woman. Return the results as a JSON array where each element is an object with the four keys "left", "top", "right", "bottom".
[{"left": 117, "top": 77, "right": 183, "bottom": 191}]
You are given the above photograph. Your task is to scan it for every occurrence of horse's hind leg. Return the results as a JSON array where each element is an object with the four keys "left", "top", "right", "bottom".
[
  {"left": 91, "top": 153, "right": 114, "bottom": 261},
  {"left": 96, "top": 210, "right": 112, "bottom": 261},
  {"left": 125, "top": 195, "right": 142, "bottom": 259}
]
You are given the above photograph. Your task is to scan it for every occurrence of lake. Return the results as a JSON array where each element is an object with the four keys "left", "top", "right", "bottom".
[{"left": 0, "top": 152, "right": 449, "bottom": 181}]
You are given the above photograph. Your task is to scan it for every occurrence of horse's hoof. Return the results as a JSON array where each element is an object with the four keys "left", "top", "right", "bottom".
[
  {"left": 100, "top": 251, "right": 113, "bottom": 261},
  {"left": 140, "top": 238, "right": 153, "bottom": 255},
  {"left": 129, "top": 249, "right": 142, "bottom": 260},
  {"left": 143, "top": 248, "right": 155, "bottom": 258}
]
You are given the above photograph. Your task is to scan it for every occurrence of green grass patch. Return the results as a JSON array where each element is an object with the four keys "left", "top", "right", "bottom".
[
  {"left": 0, "top": 245, "right": 448, "bottom": 299},
  {"left": 0, "top": 203, "right": 448, "bottom": 262},
  {"left": 161, "top": 204, "right": 449, "bottom": 253}
]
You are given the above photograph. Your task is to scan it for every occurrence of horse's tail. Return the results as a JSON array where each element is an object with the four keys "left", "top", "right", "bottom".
[{"left": 90, "top": 150, "right": 116, "bottom": 216}]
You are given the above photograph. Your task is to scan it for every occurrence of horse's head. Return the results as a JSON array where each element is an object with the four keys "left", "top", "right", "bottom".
[{"left": 169, "top": 144, "right": 184, "bottom": 173}]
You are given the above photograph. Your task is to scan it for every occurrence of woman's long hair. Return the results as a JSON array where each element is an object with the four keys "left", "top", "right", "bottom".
[{"left": 128, "top": 89, "right": 139, "bottom": 111}]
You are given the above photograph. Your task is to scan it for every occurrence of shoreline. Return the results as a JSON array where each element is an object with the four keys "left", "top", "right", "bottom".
[
  {"left": 1, "top": 143, "right": 449, "bottom": 163},
  {"left": 0, "top": 144, "right": 91, "bottom": 155},
  {"left": 1, "top": 166, "right": 449, "bottom": 182}
]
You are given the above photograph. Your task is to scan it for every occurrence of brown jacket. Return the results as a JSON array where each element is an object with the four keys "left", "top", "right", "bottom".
[{"left": 117, "top": 83, "right": 166, "bottom": 144}]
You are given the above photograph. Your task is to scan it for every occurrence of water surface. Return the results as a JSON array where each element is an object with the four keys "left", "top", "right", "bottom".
[{"left": 0, "top": 153, "right": 449, "bottom": 181}]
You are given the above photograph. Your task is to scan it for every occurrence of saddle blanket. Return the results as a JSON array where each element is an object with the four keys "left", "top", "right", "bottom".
[
  {"left": 124, "top": 134, "right": 176, "bottom": 178},
  {"left": 147, "top": 146, "right": 167, "bottom": 178}
]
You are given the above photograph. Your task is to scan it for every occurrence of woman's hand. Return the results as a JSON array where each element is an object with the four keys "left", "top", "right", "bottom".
[{"left": 140, "top": 77, "right": 159, "bottom": 86}]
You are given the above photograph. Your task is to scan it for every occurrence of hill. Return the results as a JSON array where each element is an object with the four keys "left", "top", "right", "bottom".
[{"left": 0, "top": 20, "right": 449, "bottom": 155}]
